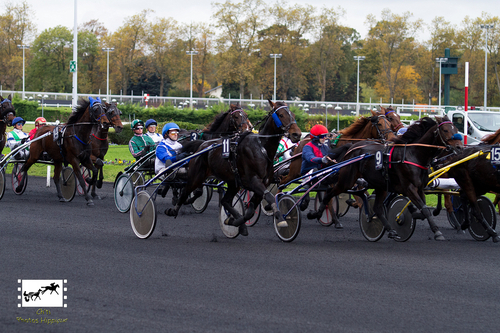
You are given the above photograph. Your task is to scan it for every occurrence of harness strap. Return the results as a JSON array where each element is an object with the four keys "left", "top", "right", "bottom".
[{"left": 92, "top": 133, "right": 107, "bottom": 141}]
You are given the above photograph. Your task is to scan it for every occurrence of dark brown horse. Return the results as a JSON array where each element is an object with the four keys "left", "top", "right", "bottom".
[
  {"left": 198, "top": 104, "right": 252, "bottom": 140},
  {"left": 279, "top": 110, "right": 397, "bottom": 186},
  {"left": 434, "top": 145, "right": 500, "bottom": 242},
  {"left": 0, "top": 95, "right": 16, "bottom": 155},
  {"left": 87, "top": 102, "right": 124, "bottom": 199},
  {"left": 167, "top": 100, "right": 302, "bottom": 235},
  {"left": 380, "top": 106, "right": 405, "bottom": 133},
  {"left": 19, "top": 98, "right": 109, "bottom": 205},
  {"left": 307, "top": 116, "right": 463, "bottom": 241}
]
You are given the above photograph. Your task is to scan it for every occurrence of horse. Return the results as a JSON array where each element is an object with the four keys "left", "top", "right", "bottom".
[
  {"left": 307, "top": 116, "right": 463, "bottom": 241},
  {"left": 279, "top": 110, "right": 398, "bottom": 187},
  {"left": 167, "top": 100, "right": 302, "bottom": 236},
  {"left": 197, "top": 104, "right": 252, "bottom": 140},
  {"left": 24, "top": 289, "right": 42, "bottom": 302},
  {"left": 41, "top": 283, "right": 60, "bottom": 295},
  {"left": 477, "top": 128, "right": 500, "bottom": 212},
  {"left": 433, "top": 145, "right": 500, "bottom": 242},
  {"left": 380, "top": 106, "right": 405, "bottom": 133},
  {"left": 18, "top": 98, "right": 109, "bottom": 205},
  {"left": 87, "top": 102, "right": 124, "bottom": 199},
  {"left": 0, "top": 95, "right": 16, "bottom": 155}
]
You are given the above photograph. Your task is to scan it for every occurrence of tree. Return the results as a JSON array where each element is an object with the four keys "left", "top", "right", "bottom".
[
  {"left": 374, "top": 65, "right": 423, "bottom": 103},
  {"left": 365, "top": 9, "right": 423, "bottom": 101}
]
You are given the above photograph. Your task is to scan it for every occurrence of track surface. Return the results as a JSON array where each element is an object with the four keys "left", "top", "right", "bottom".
[{"left": 2, "top": 175, "right": 500, "bottom": 332}]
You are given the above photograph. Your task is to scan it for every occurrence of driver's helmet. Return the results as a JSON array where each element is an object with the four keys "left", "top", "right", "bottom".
[
  {"left": 145, "top": 119, "right": 157, "bottom": 128},
  {"left": 397, "top": 127, "right": 408, "bottom": 136},
  {"left": 35, "top": 117, "right": 47, "bottom": 128},
  {"left": 310, "top": 124, "right": 328, "bottom": 139},
  {"left": 162, "top": 122, "right": 180, "bottom": 137},
  {"left": 12, "top": 117, "right": 26, "bottom": 126},
  {"left": 131, "top": 119, "right": 144, "bottom": 130}
]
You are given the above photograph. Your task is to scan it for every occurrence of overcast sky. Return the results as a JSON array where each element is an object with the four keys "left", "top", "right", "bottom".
[{"left": 14, "top": 0, "right": 493, "bottom": 42}]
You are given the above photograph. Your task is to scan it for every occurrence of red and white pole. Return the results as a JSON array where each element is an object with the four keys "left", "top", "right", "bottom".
[{"left": 464, "top": 62, "right": 469, "bottom": 144}]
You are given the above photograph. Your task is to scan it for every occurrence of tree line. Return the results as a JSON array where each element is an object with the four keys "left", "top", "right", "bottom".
[{"left": 1, "top": 1, "right": 499, "bottom": 107}]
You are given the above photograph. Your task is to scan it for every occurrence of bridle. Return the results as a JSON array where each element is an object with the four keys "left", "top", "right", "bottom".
[
  {"left": 104, "top": 104, "right": 122, "bottom": 129},
  {"left": 385, "top": 110, "right": 404, "bottom": 132},
  {"left": 0, "top": 99, "right": 15, "bottom": 125},
  {"left": 372, "top": 114, "right": 393, "bottom": 140},
  {"left": 435, "top": 120, "right": 463, "bottom": 148},
  {"left": 229, "top": 109, "right": 251, "bottom": 133},
  {"left": 270, "top": 105, "right": 296, "bottom": 132}
]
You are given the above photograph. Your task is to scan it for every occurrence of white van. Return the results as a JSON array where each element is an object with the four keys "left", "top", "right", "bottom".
[{"left": 447, "top": 110, "right": 500, "bottom": 144}]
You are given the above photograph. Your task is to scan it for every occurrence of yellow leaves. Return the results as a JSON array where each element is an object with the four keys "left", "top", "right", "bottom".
[{"left": 374, "top": 65, "right": 423, "bottom": 102}]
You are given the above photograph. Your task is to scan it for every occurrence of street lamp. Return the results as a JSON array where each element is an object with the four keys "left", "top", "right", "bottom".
[
  {"left": 38, "top": 94, "right": 49, "bottom": 118},
  {"left": 334, "top": 105, "right": 342, "bottom": 132},
  {"left": 353, "top": 56, "right": 365, "bottom": 116},
  {"left": 480, "top": 24, "right": 495, "bottom": 110},
  {"left": 435, "top": 57, "right": 448, "bottom": 109},
  {"left": 270, "top": 54, "right": 282, "bottom": 101},
  {"left": 102, "top": 47, "right": 114, "bottom": 102},
  {"left": 17, "top": 45, "right": 30, "bottom": 99},
  {"left": 186, "top": 50, "right": 199, "bottom": 108}
]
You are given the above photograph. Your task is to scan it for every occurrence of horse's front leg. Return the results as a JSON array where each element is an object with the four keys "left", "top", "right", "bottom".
[
  {"left": 52, "top": 163, "right": 65, "bottom": 202},
  {"left": 405, "top": 183, "right": 445, "bottom": 240},
  {"left": 371, "top": 191, "right": 399, "bottom": 239},
  {"left": 73, "top": 158, "right": 95, "bottom": 206}
]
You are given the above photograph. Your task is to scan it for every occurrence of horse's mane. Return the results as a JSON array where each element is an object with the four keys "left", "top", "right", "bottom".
[
  {"left": 339, "top": 117, "right": 370, "bottom": 136},
  {"left": 205, "top": 110, "right": 231, "bottom": 133},
  {"left": 392, "top": 117, "right": 437, "bottom": 144},
  {"left": 68, "top": 98, "right": 91, "bottom": 124},
  {"left": 481, "top": 128, "right": 500, "bottom": 145}
]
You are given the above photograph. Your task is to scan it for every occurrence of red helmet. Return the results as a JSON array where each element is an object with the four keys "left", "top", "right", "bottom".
[
  {"left": 35, "top": 117, "right": 47, "bottom": 127},
  {"left": 310, "top": 124, "right": 328, "bottom": 138}
]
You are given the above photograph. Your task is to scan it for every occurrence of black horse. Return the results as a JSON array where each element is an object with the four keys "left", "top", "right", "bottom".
[
  {"left": 167, "top": 100, "right": 302, "bottom": 235},
  {"left": 197, "top": 104, "right": 252, "bottom": 140},
  {"left": 307, "top": 116, "right": 463, "bottom": 241},
  {"left": 0, "top": 95, "right": 16, "bottom": 155}
]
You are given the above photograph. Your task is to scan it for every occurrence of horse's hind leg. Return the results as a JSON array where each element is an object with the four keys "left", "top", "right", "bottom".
[
  {"left": 406, "top": 185, "right": 445, "bottom": 240},
  {"left": 52, "top": 163, "right": 65, "bottom": 201},
  {"left": 468, "top": 199, "right": 499, "bottom": 242}
]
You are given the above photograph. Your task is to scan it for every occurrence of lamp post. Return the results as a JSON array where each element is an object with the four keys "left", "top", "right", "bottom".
[
  {"left": 270, "top": 54, "right": 282, "bottom": 101},
  {"left": 186, "top": 50, "right": 199, "bottom": 108},
  {"left": 38, "top": 94, "right": 48, "bottom": 118},
  {"left": 17, "top": 45, "right": 30, "bottom": 99},
  {"left": 334, "top": 105, "right": 342, "bottom": 132},
  {"left": 435, "top": 57, "right": 448, "bottom": 109},
  {"left": 102, "top": 47, "right": 114, "bottom": 102},
  {"left": 480, "top": 24, "right": 495, "bottom": 111},
  {"left": 353, "top": 56, "right": 365, "bottom": 116}
]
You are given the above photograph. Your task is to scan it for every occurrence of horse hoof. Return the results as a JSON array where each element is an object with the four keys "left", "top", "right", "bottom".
[
  {"left": 87, "top": 201, "right": 94, "bottom": 206},
  {"left": 276, "top": 220, "right": 288, "bottom": 228},
  {"left": 165, "top": 208, "right": 177, "bottom": 217},
  {"left": 307, "top": 211, "right": 320, "bottom": 220},
  {"left": 387, "top": 230, "right": 399, "bottom": 240},
  {"left": 239, "top": 224, "right": 248, "bottom": 236},
  {"left": 224, "top": 216, "right": 235, "bottom": 226},
  {"left": 334, "top": 222, "right": 344, "bottom": 229},
  {"left": 434, "top": 231, "right": 445, "bottom": 241},
  {"left": 59, "top": 197, "right": 65, "bottom": 202},
  {"left": 493, "top": 236, "right": 500, "bottom": 243}
]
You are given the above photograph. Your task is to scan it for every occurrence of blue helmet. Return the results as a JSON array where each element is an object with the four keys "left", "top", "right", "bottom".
[
  {"left": 145, "top": 119, "right": 157, "bottom": 128},
  {"left": 162, "top": 122, "right": 180, "bottom": 137},
  {"left": 12, "top": 117, "right": 25, "bottom": 126}
]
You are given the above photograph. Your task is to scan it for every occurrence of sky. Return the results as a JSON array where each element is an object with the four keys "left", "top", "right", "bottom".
[{"left": 12, "top": 0, "right": 493, "bottom": 43}]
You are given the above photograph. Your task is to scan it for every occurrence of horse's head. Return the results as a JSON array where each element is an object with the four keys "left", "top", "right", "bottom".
[
  {"left": 0, "top": 94, "right": 16, "bottom": 126},
  {"left": 229, "top": 104, "right": 251, "bottom": 133},
  {"left": 268, "top": 100, "right": 302, "bottom": 143},
  {"left": 88, "top": 97, "right": 110, "bottom": 128},
  {"left": 104, "top": 103, "right": 124, "bottom": 133},
  {"left": 370, "top": 110, "right": 396, "bottom": 141},
  {"left": 435, "top": 115, "right": 464, "bottom": 150},
  {"left": 380, "top": 106, "right": 404, "bottom": 132}
]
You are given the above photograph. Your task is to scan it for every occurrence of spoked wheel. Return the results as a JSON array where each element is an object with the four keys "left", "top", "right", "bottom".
[
  {"left": 274, "top": 194, "right": 301, "bottom": 242},
  {"left": 219, "top": 196, "right": 244, "bottom": 239},
  {"left": 11, "top": 162, "right": 27, "bottom": 195},
  {"left": 387, "top": 196, "right": 416, "bottom": 242},
  {"left": 130, "top": 191, "right": 157, "bottom": 239},
  {"left": 0, "top": 169, "right": 5, "bottom": 200},
  {"left": 314, "top": 191, "right": 337, "bottom": 226},
  {"left": 359, "top": 195, "right": 385, "bottom": 242},
  {"left": 447, "top": 195, "right": 465, "bottom": 230},
  {"left": 190, "top": 185, "right": 212, "bottom": 214},
  {"left": 261, "top": 183, "right": 278, "bottom": 216},
  {"left": 336, "top": 193, "right": 352, "bottom": 217},
  {"left": 468, "top": 196, "right": 497, "bottom": 241},
  {"left": 76, "top": 165, "right": 91, "bottom": 196},
  {"left": 60, "top": 167, "right": 77, "bottom": 202},
  {"left": 239, "top": 190, "right": 261, "bottom": 227},
  {"left": 114, "top": 173, "right": 143, "bottom": 213}
]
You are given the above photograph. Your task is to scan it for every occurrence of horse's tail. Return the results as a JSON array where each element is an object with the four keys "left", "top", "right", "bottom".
[{"left": 181, "top": 140, "right": 204, "bottom": 154}]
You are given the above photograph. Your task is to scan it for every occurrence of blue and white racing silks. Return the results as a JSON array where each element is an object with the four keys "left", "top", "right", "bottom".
[{"left": 155, "top": 137, "right": 182, "bottom": 174}]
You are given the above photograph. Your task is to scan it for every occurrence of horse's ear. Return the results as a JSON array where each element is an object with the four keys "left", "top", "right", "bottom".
[
  {"left": 370, "top": 110, "right": 377, "bottom": 116},
  {"left": 0, "top": 96, "right": 3, "bottom": 101},
  {"left": 7, "top": 94, "right": 12, "bottom": 100},
  {"left": 268, "top": 99, "right": 275, "bottom": 109},
  {"left": 435, "top": 116, "right": 443, "bottom": 123}
]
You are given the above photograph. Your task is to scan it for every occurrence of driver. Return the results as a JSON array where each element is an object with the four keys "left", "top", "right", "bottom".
[
  {"left": 145, "top": 119, "right": 162, "bottom": 144},
  {"left": 7, "top": 117, "right": 30, "bottom": 159},
  {"left": 128, "top": 119, "right": 155, "bottom": 160},
  {"left": 155, "top": 122, "right": 189, "bottom": 175},
  {"left": 29, "top": 117, "right": 47, "bottom": 140}
]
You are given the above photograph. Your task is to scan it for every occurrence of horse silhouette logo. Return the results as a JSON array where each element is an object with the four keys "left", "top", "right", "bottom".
[{"left": 18, "top": 279, "right": 67, "bottom": 307}]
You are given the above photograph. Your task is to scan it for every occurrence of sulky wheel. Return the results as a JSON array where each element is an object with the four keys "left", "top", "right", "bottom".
[
  {"left": 261, "top": 183, "right": 278, "bottom": 216},
  {"left": 219, "top": 196, "right": 244, "bottom": 239},
  {"left": 190, "top": 185, "right": 212, "bottom": 214},
  {"left": 60, "top": 166, "right": 77, "bottom": 202},
  {"left": 11, "top": 162, "right": 27, "bottom": 195},
  {"left": 0, "top": 169, "right": 5, "bottom": 200},
  {"left": 359, "top": 195, "right": 385, "bottom": 242},
  {"left": 114, "top": 173, "right": 136, "bottom": 213},
  {"left": 468, "top": 195, "right": 497, "bottom": 241},
  {"left": 387, "top": 195, "right": 416, "bottom": 242},
  {"left": 274, "top": 194, "right": 301, "bottom": 242},
  {"left": 314, "top": 191, "right": 337, "bottom": 227},
  {"left": 447, "top": 195, "right": 465, "bottom": 230},
  {"left": 336, "top": 193, "right": 352, "bottom": 217},
  {"left": 130, "top": 191, "right": 157, "bottom": 239},
  {"left": 239, "top": 190, "right": 261, "bottom": 227}
]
